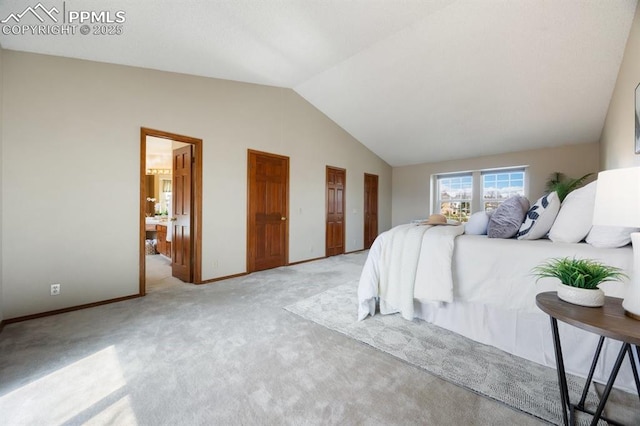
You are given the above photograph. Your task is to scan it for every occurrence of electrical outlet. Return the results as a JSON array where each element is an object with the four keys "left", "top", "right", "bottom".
[{"left": 51, "top": 284, "right": 61, "bottom": 296}]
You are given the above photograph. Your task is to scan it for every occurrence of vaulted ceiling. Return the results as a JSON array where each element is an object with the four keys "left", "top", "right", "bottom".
[{"left": 0, "top": 0, "right": 636, "bottom": 166}]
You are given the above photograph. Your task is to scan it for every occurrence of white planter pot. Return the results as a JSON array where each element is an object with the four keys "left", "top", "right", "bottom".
[{"left": 557, "top": 283, "right": 605, "bottom": 307}]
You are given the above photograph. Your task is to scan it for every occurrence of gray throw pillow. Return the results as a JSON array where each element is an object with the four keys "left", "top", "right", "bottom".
[{"left": 487, "top": 195, "right": 530, "bottom": 239}]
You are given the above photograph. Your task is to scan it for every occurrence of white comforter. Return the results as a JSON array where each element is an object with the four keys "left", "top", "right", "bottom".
[
  {"left": 360, "top": 232, "right": 632, "bottom": 318},
  {"left": 358, "top": 224, "right": 464, "bottom": 321}
]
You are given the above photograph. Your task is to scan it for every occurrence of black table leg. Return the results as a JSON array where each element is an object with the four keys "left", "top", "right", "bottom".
[
  {"left": 578, "top": 336, "right": 605, "bottom": 409},
  {"left": 589, "top": 343, "right": 629, "bottom": 426},
  {"left": 550, "top": 317, "right": 570, "bottom": 426},
  {"left": 633, "top": 345, "right": 640, "bottom": 401}
]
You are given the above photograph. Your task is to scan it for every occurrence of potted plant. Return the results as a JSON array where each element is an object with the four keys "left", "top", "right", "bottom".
[
  {"left": 544, "top": 172, "right": 593, "bottom": 202},
  {"left": 532, "top": 257, "right": 627, "bottom": 307}
]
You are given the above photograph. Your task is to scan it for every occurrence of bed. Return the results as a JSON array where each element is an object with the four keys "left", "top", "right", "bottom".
[{"left": 357, "top": 223, "right": 636, "bottom": 392}]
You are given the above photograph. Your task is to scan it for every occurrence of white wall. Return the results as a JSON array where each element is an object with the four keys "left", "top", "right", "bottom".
[
  {"left": 392, "top": 143, "right": 599, "bottom": 227},
  {"left": 600, "top": 2, "right": 640, "bottom": 169},
  {"left": 1, "top": 51, "right": 391, "bottom": 319}
]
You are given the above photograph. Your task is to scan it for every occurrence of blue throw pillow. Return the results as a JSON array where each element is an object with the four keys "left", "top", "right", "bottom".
[{"left": 465, "top": 211, "right": 490, "bottom": 235}]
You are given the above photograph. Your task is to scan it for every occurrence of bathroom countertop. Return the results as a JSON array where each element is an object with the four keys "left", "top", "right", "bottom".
[{"left": 145, "top": 217, "right": 169, "bottom": 227}]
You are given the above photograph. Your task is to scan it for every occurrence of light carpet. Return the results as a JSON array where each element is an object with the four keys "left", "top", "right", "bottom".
[
  {"left": 285, "top": 283, "right": 613, "bottom": 425},
  {"left": 2, "top": 252, "right": 632, "bottom": 425}
]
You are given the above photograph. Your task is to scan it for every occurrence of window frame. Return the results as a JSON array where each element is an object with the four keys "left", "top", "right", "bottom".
[
  {"left": 434, "top": 172, "right": 473, "bottom": 223},
  {"left": 431, "top": 166, "right": 528, "bottom": 221},
  {"left": 481, "top": 168, "right": 526, "bottom": 213}
]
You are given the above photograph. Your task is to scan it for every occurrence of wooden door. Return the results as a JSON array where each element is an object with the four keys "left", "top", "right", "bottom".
[
  {"left": 145, "top": 176, "right": 155, "bottom": 216},
  {"left": 172, "top": 145, "right": 193, "bottom": 282},
  {"left": 326, "top": 166, "right": 346, "bottom": 256},
  {"left": 247, "top": 150, "right": 289, "bottom": 272},
  {"left": 364, "top": 173, "right": 379, "bottom": 249}
]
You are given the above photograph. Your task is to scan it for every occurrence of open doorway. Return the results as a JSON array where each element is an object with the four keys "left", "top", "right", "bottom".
[{"left": 139, "top": 128, "right": 203, "bottom": 296}]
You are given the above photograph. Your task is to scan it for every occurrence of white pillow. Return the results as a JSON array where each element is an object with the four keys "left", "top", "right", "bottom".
[
  {"left": 548, "top": 181, "right": 597, "bottom": 243},
  {"left": 517, "top": 192, "right": 560, "bottom": 240},
  {"left": 465, "top": 211, "right": 490, "bottom": 235},
  {"left": 586, "top": 226, "right": 639, "bottom": 248}
]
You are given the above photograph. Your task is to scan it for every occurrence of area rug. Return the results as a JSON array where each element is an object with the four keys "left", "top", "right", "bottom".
[{"left": 285, "top": 283, "right": 605, "bottom": 425}]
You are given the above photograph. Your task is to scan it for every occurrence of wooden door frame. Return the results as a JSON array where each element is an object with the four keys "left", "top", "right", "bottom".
[
  {"left": 246, "top": 149, "right": 290, "bottom": 273},
  {"left": 325, "top": 166, "right": 346, "bottom": 256},
  {"left": 139, "top": 127, "right": 203, "bottom": 295}
]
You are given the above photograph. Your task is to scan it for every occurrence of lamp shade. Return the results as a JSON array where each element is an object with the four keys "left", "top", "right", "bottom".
[{"left": 592, "top": 167, "right": 640, "bottom": 227}]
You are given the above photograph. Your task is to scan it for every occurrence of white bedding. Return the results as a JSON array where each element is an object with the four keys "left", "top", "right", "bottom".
[
  {"left": 374, "top": 224, "right": 464, "bottom": 320},
  {"left": 358, "top": 229, "right": 636, "bottom": 392},
  {"left": 452, "top": 235, "right": 631, "bottom": 310}
]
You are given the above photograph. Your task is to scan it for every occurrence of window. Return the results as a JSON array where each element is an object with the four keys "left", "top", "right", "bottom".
[
  {"left": 436, "top": 173, "right": 472, "bottom": 222},
  {"left": 433, "top": 167, "right": 527, "bottom": 221},
  {"left": 482, "top": 169, "right": 525, "bottom": 213}
]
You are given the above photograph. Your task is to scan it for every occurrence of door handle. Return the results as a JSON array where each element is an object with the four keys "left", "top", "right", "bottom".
[
  {"left": 281, "top": 217, "right": 287, "bottom": 221},
  {"left": 170, "top": 217, "right": 177, "bottom": 221}
]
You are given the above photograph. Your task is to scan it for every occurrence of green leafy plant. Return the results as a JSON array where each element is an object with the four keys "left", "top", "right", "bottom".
[
  {"left": 532, "top": 257, "right": 627, "bottom": 289},
  {"left": 545, "top": 172, "right": 593, "bottom": 202}
]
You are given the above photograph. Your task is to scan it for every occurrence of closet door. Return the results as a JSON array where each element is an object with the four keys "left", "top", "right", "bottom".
[
  {"left": 247, "top": 150, "right": 289, "bottom": 272},
  {"left": 364, "top": 173, "right": 378, "bottom": 249},
  {"left": 326, "top": 166, "right": 346, "bottom": 256}
]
